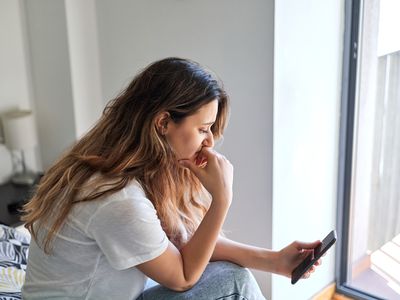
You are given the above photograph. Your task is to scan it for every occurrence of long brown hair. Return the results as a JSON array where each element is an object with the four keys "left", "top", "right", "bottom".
[{"left": 22, "top": 57, "right": 229, "bottom": 253}]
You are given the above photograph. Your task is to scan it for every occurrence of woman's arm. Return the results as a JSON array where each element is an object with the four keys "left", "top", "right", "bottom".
[
  {"left": 211, "top": 236, "right": 278, "bottom": 273},
  {"left": 137, "top": 200, "right": 229, "bottom": 291},
  {"left": 137, "top": 148, "right": 233, "bottom": 291},
  {"left": 211, "top": 236, "right": 322, "bottom": 278}
]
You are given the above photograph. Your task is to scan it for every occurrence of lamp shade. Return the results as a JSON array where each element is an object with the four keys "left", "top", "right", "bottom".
[{"left": 2, "top": 110, "right": 38, "bottom": 150}]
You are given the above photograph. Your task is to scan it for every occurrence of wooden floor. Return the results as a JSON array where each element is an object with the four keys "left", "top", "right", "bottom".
[
  {"left": 312, "top": 283, "right": 355, "bottom": 300},
  {"left": 332, "top": 293, "right": 355, "bottom": 300}
]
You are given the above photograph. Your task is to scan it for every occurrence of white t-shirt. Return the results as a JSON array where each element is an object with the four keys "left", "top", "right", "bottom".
[{"left": 22, "top": 180, "right": 169, "bottom": 300}]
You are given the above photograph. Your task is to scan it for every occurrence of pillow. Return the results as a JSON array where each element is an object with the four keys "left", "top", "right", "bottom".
[{"left": 0, "top": 224, "right": 30, "bottom": 300}]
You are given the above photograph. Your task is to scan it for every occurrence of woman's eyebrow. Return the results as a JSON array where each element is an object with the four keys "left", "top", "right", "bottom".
[{"left": 202, "top": 121, "right": 215, "bottom": 125}]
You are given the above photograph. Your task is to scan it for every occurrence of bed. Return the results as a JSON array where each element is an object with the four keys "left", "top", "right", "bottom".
[{"left": 0, "top": 224, "right": 30, "bottom": 300}]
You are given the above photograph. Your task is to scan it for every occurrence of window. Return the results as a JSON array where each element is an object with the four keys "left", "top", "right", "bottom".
[{"left": 337, "top": 0, "right": 400, "bottom": 299}]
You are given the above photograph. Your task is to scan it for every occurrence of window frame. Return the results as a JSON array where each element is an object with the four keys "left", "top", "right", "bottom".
[{"left": 335, "top": 0, "right": 388, "bottom": 299}]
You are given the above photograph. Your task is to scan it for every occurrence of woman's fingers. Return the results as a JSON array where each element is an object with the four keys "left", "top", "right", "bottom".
[
  {"left": 301, "top": 266, "right": 316, "bottom": 280},
  {"left": 178, "top": 159, "right": 198, "bottom": 173},
  {"left": 294, "top": 240, "right": 321, "bottom": 251},
  {"left": 197, "top": 156, "right": 207, "bottom": 168},
  {"left": 197, "top": 147, "right": 216, "bottom": 161},
  {"left": 300, "top": 258, "right": 323, "bottom": 281},
  {"left": 179, "top": 147, "right": 233, "bottom": 204},
  {"left": 193, "top": 147, "right": 217, "bottom": 167}
]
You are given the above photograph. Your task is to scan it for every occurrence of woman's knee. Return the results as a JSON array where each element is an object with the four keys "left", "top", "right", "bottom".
[
  {"left": 208, "top": 261, "right": 264, "bottom": 299},
  {"left": 219, "top": 262, "right": 257, "bottom": 287},
  {"left": 214, "top": 262, "right": 250, "bottom": 280}
]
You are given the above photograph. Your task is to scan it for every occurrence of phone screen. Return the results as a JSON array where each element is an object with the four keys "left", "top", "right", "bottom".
[{"left": 291, "top": 230, "right": 337, "bottom": 284}]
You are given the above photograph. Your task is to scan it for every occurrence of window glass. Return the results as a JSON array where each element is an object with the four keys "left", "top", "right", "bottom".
[{"left": 347, "top": 0, "right": 400, "bottom": 298}]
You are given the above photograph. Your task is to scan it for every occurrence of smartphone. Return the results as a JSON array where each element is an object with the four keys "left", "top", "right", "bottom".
[{"left": 291, "top": 230, "right": 337, "bottom": 284}]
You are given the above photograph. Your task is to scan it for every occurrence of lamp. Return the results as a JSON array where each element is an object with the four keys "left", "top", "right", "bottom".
[{"left": 2, "top": 110, "right": 38, "bottom": 185}]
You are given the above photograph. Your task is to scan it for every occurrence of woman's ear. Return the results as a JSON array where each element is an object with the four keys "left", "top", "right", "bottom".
[{"left": 155, "top": 112, "right": 171, "bottom": 135}]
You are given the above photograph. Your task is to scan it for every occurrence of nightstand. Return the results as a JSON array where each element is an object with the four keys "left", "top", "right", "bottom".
[{"left": 0, "top": 178, "right": 40, "bottom": 227}]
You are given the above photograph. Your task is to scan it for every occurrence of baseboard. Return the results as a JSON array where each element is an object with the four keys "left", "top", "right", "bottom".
[{"left": 332, "top": 293, "right": 355, "bottom": 300}]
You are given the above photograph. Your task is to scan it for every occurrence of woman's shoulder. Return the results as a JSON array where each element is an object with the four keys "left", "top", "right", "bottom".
[
  {"left": 69, "top": 178, "right": 153, "bottom": 229},
  {"left": 123, "top": 179, "right": 147, "bottom": 197},
  {"left": 113, "top": 179, "right": 156, "bottom": 212}
]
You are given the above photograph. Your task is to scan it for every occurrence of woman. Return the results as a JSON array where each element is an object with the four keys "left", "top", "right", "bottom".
[{"left": 22, "top": 57, "right": 321, "bottom": 299}]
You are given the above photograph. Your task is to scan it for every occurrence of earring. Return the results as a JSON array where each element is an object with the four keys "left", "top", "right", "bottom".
[
  {"left": 159, "top": 124, "right": 167, "bottom": 135},
  {"left": 162, "top": 123, "right": 168, "bottom": 135}
]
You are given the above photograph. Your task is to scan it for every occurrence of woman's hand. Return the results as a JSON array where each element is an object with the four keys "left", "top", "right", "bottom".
[
  {"left": 179, "top": 147, "right": 233, "bottom": 206},
  {"left": 274, "top": 240, "right": 322, "bottom": 279}
]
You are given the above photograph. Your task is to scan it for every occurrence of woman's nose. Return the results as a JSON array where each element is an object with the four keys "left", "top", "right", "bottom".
[{"left": 203, "top": 133, "right": 214, "bottom": 148}]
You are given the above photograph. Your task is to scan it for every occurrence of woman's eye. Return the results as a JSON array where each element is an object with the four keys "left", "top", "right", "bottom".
[{"left": 199, "top": 128, "right": 209, "bottom": 134}]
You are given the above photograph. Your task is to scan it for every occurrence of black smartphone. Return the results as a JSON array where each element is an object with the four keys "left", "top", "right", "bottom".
[{"left": 291, "top": 230, "right": 337, "bottom": 284}]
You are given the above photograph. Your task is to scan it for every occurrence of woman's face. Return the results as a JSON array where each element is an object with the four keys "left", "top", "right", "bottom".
[{"left": 165, "top": 100, "right": 218, "bottom": 164}]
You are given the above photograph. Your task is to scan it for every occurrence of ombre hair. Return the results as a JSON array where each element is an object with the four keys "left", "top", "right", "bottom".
[{"left": 22, "top": 57, "right": 229, "bottom": 253}]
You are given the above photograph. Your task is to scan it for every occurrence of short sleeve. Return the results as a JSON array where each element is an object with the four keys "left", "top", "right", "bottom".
[{"left": 87, "top": 191, "right": 169, "bottom": 270}]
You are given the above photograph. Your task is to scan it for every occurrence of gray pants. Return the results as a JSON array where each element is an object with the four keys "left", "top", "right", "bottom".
[{"left": 137, "top": 261, "right": 266, "bottom": 300}]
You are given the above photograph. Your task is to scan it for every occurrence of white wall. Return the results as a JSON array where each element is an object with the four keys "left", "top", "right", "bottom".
[
  {"left": 65, "top": 0, "right": 103, "bottom": 138},
  {"left": 0, "top": 0, "right": 40, "bottom": 172},
  {"left": 95, "top": 0, "right": 274, "bottom": 296},
  {"left": 24, "top": 0, "right": 76, "bottom": 169},
  {"left": 273, "top": 0, "right": 344, "bottom": 299},
  {"left": 0, "top": 0, "right": 76, "bottom": 171},
  {"left": 0, "top": 0, "right": 31, "bottom": 111}
]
